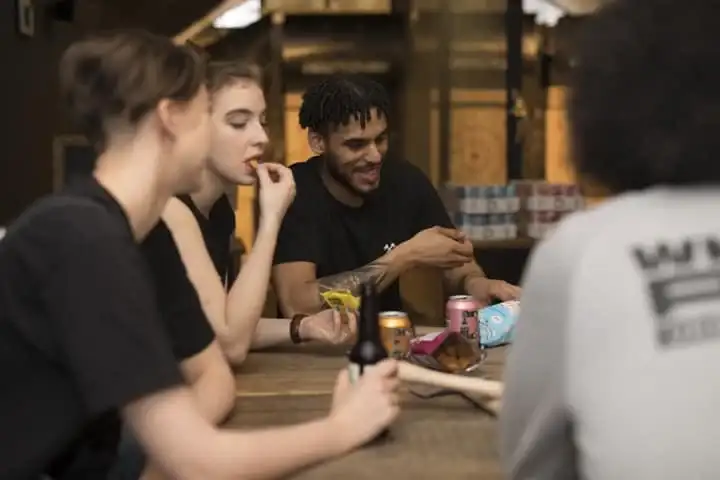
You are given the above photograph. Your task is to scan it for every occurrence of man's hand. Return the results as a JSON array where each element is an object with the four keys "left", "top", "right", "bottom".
[
  {"left": 257, "top": 163, "right": 296, "bottom": 225},
  {"left": 299, "top": 309, "right": 357, "bottom": 344},
  {"left": 467, "top": 277, "right": 522, "bottom": 307},
  {"left": 403, "top": 226, "right": 474, "bottom": 269}
]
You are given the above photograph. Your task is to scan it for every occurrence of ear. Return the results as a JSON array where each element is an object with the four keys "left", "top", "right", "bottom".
[
  {"left": 307, "top": 130, "right": 326, "bottom": 155},
  {"left": 155, "top": 98, "right": 181, "bottom": 140}
]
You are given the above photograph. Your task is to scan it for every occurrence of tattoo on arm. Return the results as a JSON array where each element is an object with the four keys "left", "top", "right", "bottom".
[{"left": 315, "top": 260, "right": 391, "bottom": 298}]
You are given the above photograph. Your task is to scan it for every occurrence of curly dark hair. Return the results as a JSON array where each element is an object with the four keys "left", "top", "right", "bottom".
[
  {"left": 298, "top": 75, "right": 390, "bottom": 135},
  {"left": 569, "top": 0, "right": 720, "bottom": 193}
]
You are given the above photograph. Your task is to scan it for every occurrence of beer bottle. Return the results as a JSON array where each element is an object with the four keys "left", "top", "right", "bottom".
[{"left": 347, "top": 282, "right": 390, "bottom": 442}]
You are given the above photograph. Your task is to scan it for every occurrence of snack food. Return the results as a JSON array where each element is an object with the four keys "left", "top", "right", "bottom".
[
  {"left": 320, "top": 289, "right": 360, "bottom": 311},
  {"left": 409, "top": 331, "right": 484, "bottom": 373},
  {"left": 478, "top": 300, "right": 519, "bottom": 348}
]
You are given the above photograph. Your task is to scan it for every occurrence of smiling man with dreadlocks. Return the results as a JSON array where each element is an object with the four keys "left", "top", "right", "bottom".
[{"left": 271, "top": 74, "right": 519, "bottom": 322}]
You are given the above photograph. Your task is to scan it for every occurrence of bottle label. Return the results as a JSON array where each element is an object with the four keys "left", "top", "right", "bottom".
[{"left": 348, "top": 362, "right": 361, "bottom": 384}]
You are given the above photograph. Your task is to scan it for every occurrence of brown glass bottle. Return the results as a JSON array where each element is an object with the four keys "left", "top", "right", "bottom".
[{"left": 347, "top": 282, "right": 390, "bottom": 443}]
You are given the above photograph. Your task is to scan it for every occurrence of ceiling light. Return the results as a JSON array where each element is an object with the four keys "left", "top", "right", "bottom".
[
  {"left": 213, "top": 0, "right": 262, "bottom": 29},
  {"left": 523, "top": 0, "right": 567, "bottom": 26}
]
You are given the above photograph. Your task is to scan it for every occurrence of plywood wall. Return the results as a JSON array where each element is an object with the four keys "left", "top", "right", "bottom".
[
  {"left": 429, "top": 89, "right": 507, "bottom": 186},
  {"left": 285, "top": 93, "right": 314, "bottom": 165},
  {"left": 545, "top": 86, "right": 607, "bottom": 207},
  {"left": 545, "top": 86, "right": 574, "bottom": 184}
]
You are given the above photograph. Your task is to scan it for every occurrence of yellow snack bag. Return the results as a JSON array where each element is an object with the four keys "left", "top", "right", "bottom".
[{"left": 321, "top": 290, "right": 360, "bottom": 312}]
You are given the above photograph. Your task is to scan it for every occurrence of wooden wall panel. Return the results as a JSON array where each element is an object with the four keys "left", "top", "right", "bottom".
[
  {"left": 545, "top": 86, "right": 574, "bottom": 184},
  {"left": 284, "top": 93, "right": 314, "bottom": 166},
  {"left": 234, "top": 186, "right": 255, "bottom": 247},
  {"left": 545, "top": 86, "right": 607, "bottom": 207},
  {"left": 429, "top": 89, "right": 507, "bottom": 186}
]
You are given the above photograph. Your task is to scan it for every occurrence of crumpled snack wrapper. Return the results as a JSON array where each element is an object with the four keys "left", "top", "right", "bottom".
[
  {"left": 409, "top": 300, "right": 521, "bottom": 372},
  {"left": 409, "top": 331, "right": 484, "bottom": 373}
]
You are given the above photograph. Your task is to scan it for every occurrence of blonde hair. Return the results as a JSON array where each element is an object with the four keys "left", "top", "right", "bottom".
[{"left": 206, "top": 60, "right": 262, "bottom": 94}]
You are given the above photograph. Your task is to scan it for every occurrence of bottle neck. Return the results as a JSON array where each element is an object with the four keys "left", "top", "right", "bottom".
[{"left": 358, "top": 297, "right": 380, "bottom": 341}]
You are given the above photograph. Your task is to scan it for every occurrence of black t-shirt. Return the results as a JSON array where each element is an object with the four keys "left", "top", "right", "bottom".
[
  {"left": 0, "top": 179, "right": 182, "bottom": 479},
  {"left": 177, "top": 195, "right": 237, "bottom": 288},
  {"left": 138, "top": 194, "right": 235, "bottom": 361},
  {"left": 273, "top": 156, "right": 453, "bottom": 312}
]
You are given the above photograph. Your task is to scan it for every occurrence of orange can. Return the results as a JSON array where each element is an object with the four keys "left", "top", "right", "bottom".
[{"left": 379, "top": 311, "right": 414, "bottom": 359}]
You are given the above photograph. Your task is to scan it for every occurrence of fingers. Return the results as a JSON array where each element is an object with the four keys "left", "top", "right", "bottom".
[
  {"left": 335, "top": 368, "right": 350, "bottom": 390},
  {"left": 262, "top": 162, "right": 294, "bottom": 184},
  {"left": 369, "top": 358, "right": 399, "bottom": 378},
  {"left": 255, "top": 164, "right": 272, "bottom": 187},
  {"left": 433, "top": 226, "right": 465, "bottom": 241},
  {"left": 496, "top": 283, "right": 522, "bottom": 300},
  {"left": 450, "top": 242, "right": 475, "bottom": 258},
  {"left": 346, "top": 311, "right": 358, "bottom": 337},
  {"left": 331, "top": 309, "right": 344, "bottom": 329},
  {"left": 382, "top": 375, "right": 401, "bottom": 396}
]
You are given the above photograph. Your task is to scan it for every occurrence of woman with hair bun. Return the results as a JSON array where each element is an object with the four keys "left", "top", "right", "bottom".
[{"left": 0, "top": 30, "right": 399, "bottom": 480}]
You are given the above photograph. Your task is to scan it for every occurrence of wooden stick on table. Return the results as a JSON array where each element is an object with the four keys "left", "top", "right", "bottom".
[{"left": 398, "top": 361, "right": 504, "bottom": 398}]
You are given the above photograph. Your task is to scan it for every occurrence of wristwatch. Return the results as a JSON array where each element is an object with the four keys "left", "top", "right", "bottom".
[{"left": 290, "top": 314, "right": 308, "bottom": 344}]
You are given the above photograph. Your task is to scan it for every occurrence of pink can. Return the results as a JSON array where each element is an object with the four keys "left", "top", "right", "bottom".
[{"left": 446, "top": 295, "right": 480, "bottom": 339}]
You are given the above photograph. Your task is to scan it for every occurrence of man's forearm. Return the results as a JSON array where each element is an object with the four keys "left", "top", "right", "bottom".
[
  {"left": 310, "top": 241, "right": 415, "bottom": 306},
  {"left": 443, "top": 260, "right": 486, "bottom": 295}
]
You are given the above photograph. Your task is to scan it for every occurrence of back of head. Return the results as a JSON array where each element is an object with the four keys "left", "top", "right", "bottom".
[
  {"left": 59, "top": 30, "right": 206, "bottom": 145},
  {"left": 298, "top": 75, "right": 390, "bottom": 135},
  {"left": 569, "top": 0, "right": 720, "bottom": 193}
]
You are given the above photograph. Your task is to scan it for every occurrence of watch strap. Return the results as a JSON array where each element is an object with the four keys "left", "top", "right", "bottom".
[{"left": 290, "top": 314, "right": 308, "bottom": 344}]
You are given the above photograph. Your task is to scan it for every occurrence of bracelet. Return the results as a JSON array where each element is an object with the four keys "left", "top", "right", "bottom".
[{"left": 290, "top": 314, "right": 308, "bottom": 344}]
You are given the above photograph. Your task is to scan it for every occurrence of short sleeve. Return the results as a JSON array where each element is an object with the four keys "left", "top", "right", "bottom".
[
  {"left": 499, "top": 227, "right": 578, "bottom": 479},
  {"left": 273, "top": 191, "right": 320, "bottom": 265},
  {"left": 141, "top": 222, "right": 216, "bottom": 360},
  {"left": 40, "top": 204, "right": 183, "bottom": 414},
  {"left": 408, "top": 165, "right": 455, "bottom": 231}
]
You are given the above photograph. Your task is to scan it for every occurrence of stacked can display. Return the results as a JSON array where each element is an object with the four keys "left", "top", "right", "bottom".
[
  {"left": 444, "top": 181, "right": 584, "bottom": 241},
  {"left": 513, "top": 181, "right": 584, "bottom": 239},
  {"left": 445, "top": 184, "right": 520, "bottom": 241}
]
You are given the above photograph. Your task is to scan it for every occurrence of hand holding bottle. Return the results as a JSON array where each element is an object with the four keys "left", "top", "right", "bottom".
[{"left": 329, "top": 359, "right": 400, "bottom": 448}]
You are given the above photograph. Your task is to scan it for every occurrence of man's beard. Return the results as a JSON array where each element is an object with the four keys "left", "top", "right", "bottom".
[{"left": 323, "top": 152, "right": 379, "bottom": 199}]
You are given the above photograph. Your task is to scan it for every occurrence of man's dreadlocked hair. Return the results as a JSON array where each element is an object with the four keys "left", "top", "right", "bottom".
[{"left": 298, "top": 75, "right": 391, "bottom": 135}]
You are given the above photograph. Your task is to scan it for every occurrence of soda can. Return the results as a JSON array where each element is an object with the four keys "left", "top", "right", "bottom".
[
  {"left": 469, "top": 214, "right": 486, "bottom": 241},
  {"left": 470, "top": 186, "right": 487, "bottom": 214},
  {"left": 379, "top": 311, "right": 414, "bottom": 359},
  {"left": 446, "top": 295, "right": 480, "bottom": 340}
]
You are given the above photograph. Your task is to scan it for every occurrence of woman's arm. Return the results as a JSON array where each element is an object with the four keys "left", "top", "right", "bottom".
[
  {"left": 160, "top": 199, "right": 262, "bottom": 361},
  {"left": 179, "top": 342, "right": 236, "bottom": 424},
  {"left": 140, "top": 342, "right": 236, "bottom": 480},
  {"left": 125, "top": 361, "right": 400, "bottom": 480},
  {"left": 163, "top": 197, "right": 295, "bottom": 362}
]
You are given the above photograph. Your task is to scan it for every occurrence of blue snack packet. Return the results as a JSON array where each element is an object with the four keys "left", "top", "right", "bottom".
[{"left": 478, "top": 300, "right": 520, "bottom": 348}]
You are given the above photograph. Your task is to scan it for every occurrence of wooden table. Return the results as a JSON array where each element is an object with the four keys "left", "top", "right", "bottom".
[{"left": 228, "top": 338, "right": 508, "bottom": 479}]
